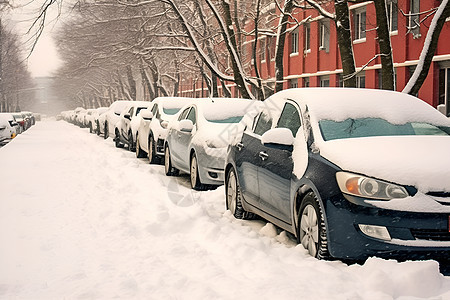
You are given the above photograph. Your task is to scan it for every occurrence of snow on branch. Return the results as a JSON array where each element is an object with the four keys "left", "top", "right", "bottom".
[{"left": 304, "top": 0, "right": 336, "bottom": 19}]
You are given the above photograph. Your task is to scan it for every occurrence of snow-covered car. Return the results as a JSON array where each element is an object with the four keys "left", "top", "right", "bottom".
[
  {"left": 0, "top": 114, "right": 17, "bottom": 146},
  {"left": 82, "top": 109, "right": 96, "bottom": 131},
  {"left": 135, "top": 97, "right": 195, "bottom": 163},
  {"left": 12, "top": 113, "right": 26, "bottom": 133},
  {"left": 164, "top": 98, "right": 256, "bottom": 190},
  {"left": 98, "top": 101, "right": 134, "bottom": 139},
  {"left": 225, "top": 88, "right": 450, "bottom": 261},
  {"left": 88, "top": 107, "right": 108, "bottom": 135},
  {"left": 1, "top": 113, "right": 21, "bottom": 135},
  {"left": 114, "top": 101, "right": 152, "bottom": 150}
]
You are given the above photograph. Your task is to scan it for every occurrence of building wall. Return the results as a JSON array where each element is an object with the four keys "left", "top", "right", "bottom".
[{"left": 179, "top": 0, "right": 450, "bottom": 112}]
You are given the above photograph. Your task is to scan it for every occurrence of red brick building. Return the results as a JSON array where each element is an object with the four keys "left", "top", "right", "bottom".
[{"left": 179, "top": 1, "right": 450, "bottom": 113}]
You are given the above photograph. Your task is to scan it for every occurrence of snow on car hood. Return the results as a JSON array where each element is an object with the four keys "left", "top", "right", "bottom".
[{"left": 318, "top": 136, "right": 450, "bottom": 193}]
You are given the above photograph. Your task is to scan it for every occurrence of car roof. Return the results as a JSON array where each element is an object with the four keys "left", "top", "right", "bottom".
[{"left": 266, "top": 88, "right": 450, "bottom": 126}]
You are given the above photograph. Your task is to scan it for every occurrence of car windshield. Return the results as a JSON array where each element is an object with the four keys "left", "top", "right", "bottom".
[
  {"left": 163, "top": 108, "right": 181, "bottom": 115},
  {"left": 319, "top": 118, "right": 450, "bottom": 141},
  {"left": 206, "top": 116, "right": 244, "bottom": 124}
]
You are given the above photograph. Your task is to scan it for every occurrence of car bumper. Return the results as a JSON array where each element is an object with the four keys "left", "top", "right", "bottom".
[{"left": 325, "top": 195, "right": 450, "bottom": 260}]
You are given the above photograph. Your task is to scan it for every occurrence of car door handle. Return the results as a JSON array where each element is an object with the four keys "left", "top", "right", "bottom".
[
  {"left": 259, "top": 151, "right": 268, "bottom": 161},
  {"left": 237, "top": 142, "right": 244, "bottom": 151}
]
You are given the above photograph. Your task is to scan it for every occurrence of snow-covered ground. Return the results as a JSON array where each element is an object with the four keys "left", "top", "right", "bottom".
[{"left": 1, "top": 120, "right": 450, "bottom": 299}]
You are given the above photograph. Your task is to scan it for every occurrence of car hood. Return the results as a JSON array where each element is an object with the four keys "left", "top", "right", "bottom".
[{"left": 317, "top": 136, "right": 450, "bottom": 193}]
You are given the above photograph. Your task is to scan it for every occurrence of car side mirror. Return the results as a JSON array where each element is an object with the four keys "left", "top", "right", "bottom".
[
  {"left": 140, "top": 109, "right": 153, "bottom": 120},
  {"left": 261, "top": 128, "right": 294, "bottom": 150},
  {"left": 124, "top": 113, "right": 131, "bottom": 120},
  {"left": 179, "top": 119, "right": 193, "bottom": 132}
]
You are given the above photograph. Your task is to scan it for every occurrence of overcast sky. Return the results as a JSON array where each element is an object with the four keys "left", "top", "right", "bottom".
[{"left": 7, "top": 0, "right": 64, "bottom": 78}]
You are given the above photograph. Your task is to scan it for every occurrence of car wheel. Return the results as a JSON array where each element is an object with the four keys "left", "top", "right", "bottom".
[
  {"left": 226, "top": 168, "right": 255, "bottom": 219},
  {"left": 96, "top": 121, "right": 101, "bottom": 136},
  {"left": 104, "top": 122, "right": 108, "bottom": 139},
  {"left": 115, "top": 130, "right": 123, "bottom": 148},
  {"left": 128, "top": 131, "right": 135, "bottom": 152},
  {"left": 298, "top": 192, "right": 329, "bottom": 259},
  {"left": 148, "top": 136, "right": 160, "bottom": 164},
  {"left": 135, "top": 134, "right": 146, "bottom": 158},
  {"left": 190, "top": 154, "right": 204, "bottom": 190},
  {"left": 164, "top": 145, "right": 179, "bottom": 176}
]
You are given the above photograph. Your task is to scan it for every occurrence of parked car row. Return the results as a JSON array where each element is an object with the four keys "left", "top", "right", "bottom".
[
  {"left": 61, "top": 89, "right": 450, "bottom": 262},
  {"left": 0, "top": 111, "right": 37, "bottom": 146}
]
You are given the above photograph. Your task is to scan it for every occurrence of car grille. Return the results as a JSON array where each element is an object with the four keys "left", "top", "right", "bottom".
[{"left": 411, "top": 229, "right": 450, "bottom": 241}]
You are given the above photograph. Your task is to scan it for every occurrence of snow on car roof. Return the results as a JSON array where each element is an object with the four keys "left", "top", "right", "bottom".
[
  {"left": 269, "top": 88, "right": 450, "bottom": 126},
  {"left": 194, "top": 98, "right": 257, "bottom": 121},
  {"left": 153, "top": 97, "right": 197, "bottom": 109}
]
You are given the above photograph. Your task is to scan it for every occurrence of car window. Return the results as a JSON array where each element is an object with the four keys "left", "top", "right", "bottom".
[
  {"left": 319, "top": 118, "right": 450, "bottom": 141},
  {"left": 128, "top": 107, "right": 134, "bottom": 116},
  {"left": 136, "top": 107, "right": 146, "bottom": 115},
  {"left": 178, "top": 107, "right": 190, "bottom": 121},
  {"left": 254, "top": 110, "right": 273, "bottom": 136},
  {"left": 186, "top": 107, "right": 196, "bottom": 125},
  {"left": 277, "top": 102, "right": 301, "bottom": 137}
]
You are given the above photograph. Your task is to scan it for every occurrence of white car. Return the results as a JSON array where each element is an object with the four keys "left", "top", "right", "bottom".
[
  {"left": 0, "top": 114, "right": 18, "bottom": 146},
  {"left": 164, "top": 98, "right": 257, "bottom": 190},
  {"left": 85, "top": 107, "right": 108, "bottom": 134},
  {"left": 135, "top": 97, "right": 195, "bottom": 163},
  {"left": 98, "top": 101, "right": 134, "bottom": 139},
  {"left": 113, "top": 101, "right": 153, "bottom": 150}
]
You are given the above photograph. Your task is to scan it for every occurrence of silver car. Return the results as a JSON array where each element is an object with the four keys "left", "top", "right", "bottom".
[{"left": 164, "top": 98, "right": 256, "bottom": 190}]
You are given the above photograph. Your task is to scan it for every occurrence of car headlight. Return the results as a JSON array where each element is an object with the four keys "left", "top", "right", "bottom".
[{"left": 336, "top": 172, "right": 409, "bottom": 200}]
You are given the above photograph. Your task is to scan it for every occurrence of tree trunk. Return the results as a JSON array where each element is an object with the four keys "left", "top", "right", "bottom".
[
  {"left": 274, "top": 0, "right": 295, "bottom": 92},
  {"left": 374, "top": 0, "right": 395, "bottom": 90},
  {"left": 334, "top": 0, "right": 356, "bottom": 87},
  {"left": 126, "top": 65, "right": 136, "bottom": 100},
  {"left": 217, "top": 0, "right": 252, "bottom": 98},
  {"left": 252, "top": 0, "right": 265, "bottom": 99}
]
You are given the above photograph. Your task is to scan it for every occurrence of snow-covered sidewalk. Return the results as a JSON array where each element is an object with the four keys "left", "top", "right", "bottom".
[{"left": 0, "top": 120, "right": 449, "bottom": 299}]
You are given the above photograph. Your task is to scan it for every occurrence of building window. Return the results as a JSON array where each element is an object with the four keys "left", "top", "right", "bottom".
[
  {"left": 438, "top": 67, "right": 450, "bottom": 116},
  {"left": 354, "top": 7, "right": 366, "bottom": 41},
  {"left": 269, "top": 36, "right": 276, "bottom": 60},
  {"left": 356, "top": 71, "right": 365, "bottom": 88},
  {"left": 291, "top": 29, "right": 299, "bottom": 54},
  {"left": 260, "top": 38, "right": 266, "bottom": 62},
  {"left": 409, "top": 0, "right": 420, "bottom": 38},
  {"left": 290, "top": 79, "right": 298, "bottom": 88},
  {"left": 320, "top": 75, "right": 330, "bottom": 87},
  {"left": 387, "top": 0, "right": 398, "bottom": 33},
  {"left": 303, "top": 77, "right": 310, "bottom": 87},
  {"left": 319, "top": 20, "right": 330, "bottom": 52},
  {"left": 304, "top": 23, "right": 311, "bottom": 53}
]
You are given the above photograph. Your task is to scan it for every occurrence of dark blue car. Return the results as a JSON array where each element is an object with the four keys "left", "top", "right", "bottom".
[{"left": 225, "top": 88, "right": 450, "bottom": 260}]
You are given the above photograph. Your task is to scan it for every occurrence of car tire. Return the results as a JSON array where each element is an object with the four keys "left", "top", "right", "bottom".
[
  {"left": 190, "top": 154, "right": 204, "bottom": 190},
  {"left": 104, "top": 122, "right": 108, "bottom": 139},
  {"left": 148, "top": 135, "right": 160, "bottom": 164},
  {"left": 297, "top": 192, "right": 329, "bottom": 259},
  {"left": 128, "top": 131, "right": 135, "bottom": 152},
  {"left": 135, "top": 134, "right": 146, "bottom": 158},
  {"left": 115, "top": 130, "right": 123, "bottom": 148},
  {"left": 226, "top": 168, "right": 255, "bottom": 220},
  {"left": 96, "top": 121, "right": 101, "bottom": 136},
  {"left": 164, "top": 145, "right": 179, "bottom": 176}
]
